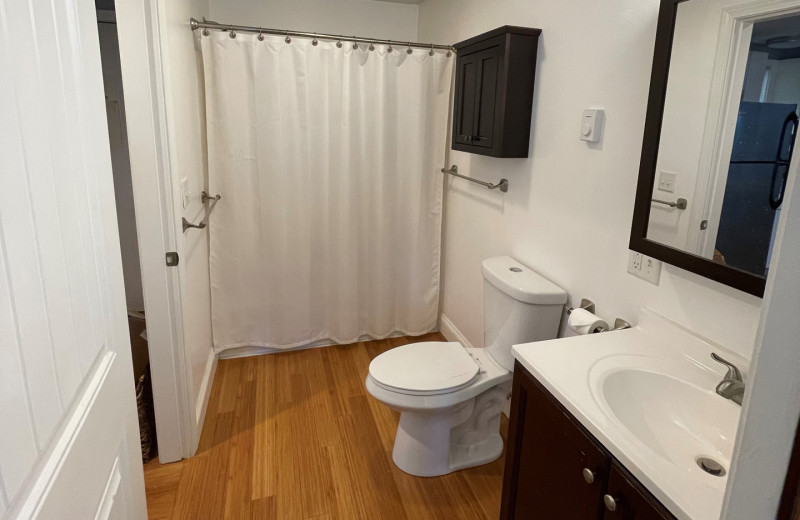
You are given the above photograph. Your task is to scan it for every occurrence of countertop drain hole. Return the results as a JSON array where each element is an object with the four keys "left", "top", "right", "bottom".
[{"left": 697, "top": 456, "right": 726, "bottom": 476}]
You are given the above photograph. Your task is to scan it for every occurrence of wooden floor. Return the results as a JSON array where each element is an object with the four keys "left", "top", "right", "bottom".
[{"left": 144, "top": 333, "right": 508, "bottom": 520}]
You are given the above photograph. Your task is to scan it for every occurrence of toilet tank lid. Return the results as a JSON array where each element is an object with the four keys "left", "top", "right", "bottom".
[{"left": 482, "top": 256, "right": 567, "bottom": 305}]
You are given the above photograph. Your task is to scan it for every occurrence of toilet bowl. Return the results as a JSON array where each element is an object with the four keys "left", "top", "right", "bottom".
[{"left": 365, "top": 256, "right": 567, "bottom": 477}]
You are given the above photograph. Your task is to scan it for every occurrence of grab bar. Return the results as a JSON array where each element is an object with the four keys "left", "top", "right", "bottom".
[
  {"left": 182, "top": 191, "right": 221, "bottom": 232},
  {"left": 651, "top": 197, "right": 687, "bottom": 210},
  {"left": 441, "top": 165, "right": 508, "bottom": 193}
]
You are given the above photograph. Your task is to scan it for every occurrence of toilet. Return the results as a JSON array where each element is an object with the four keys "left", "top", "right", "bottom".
[{"left": 365, "top": 256, "right": 567, "bottom": 477}]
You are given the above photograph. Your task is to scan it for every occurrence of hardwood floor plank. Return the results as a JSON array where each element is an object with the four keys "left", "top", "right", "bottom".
[
  {"left": 144, "top": 333, "right": 505, "bottom": 520},
  {"left": 249, "top": 496, "right": 277, "bottom": 520}
]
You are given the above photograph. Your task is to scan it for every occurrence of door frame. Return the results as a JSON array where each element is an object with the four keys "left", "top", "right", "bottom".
[
  {"left": 687, "top": 0, "right": 800, "bottom": 257},
  {"left": 113, "top": 0, "right": 195, "bottom": 462},
  {"left": 721, "top": 45, "right": 800, "bottom": 518}
]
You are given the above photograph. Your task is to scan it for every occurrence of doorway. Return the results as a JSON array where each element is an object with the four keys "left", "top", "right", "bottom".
[
  {"left": 94, "top": 0, "right": 197, "bottom": 464},
  {"left": 96, "top": 4, "right": 158, "bottom": 463}
]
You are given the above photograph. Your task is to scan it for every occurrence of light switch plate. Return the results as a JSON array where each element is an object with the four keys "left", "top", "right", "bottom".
[
  {"left": 657, "top": 171, "right": 677, "bottom": 193},
  {"left": 181, "top": 177, "right": 190, "bottom": 209},
  {"left": 627, "top": 251, "right": 662, "bottom": 285}
]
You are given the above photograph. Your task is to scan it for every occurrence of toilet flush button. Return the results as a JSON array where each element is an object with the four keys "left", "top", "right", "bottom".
[{"left": 509, "top": 267, "right": 522, "bottom": 273}]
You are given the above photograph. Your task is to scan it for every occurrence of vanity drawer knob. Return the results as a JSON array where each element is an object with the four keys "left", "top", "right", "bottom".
[
  {"left": 604, "top": 494, "right": 618, "bottom": 512},
  {"left": 582, "top": 468, "right": 595, "bottom": 484}
]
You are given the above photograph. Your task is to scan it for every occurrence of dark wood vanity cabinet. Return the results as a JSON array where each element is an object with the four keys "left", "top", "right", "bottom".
[
  {"left": 500, "top": 362, "right": 677, "bottom": 520},
  {"left": 452, "top": 26, "right": 541, "bottom": 158}
]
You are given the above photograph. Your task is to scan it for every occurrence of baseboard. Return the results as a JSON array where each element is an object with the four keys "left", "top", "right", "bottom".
[
  {"left": 192, "top": 349, "right": 217, "bottom": 455},
  {"left": 439, "top": 313, "right": 476, "bottom": 349}
]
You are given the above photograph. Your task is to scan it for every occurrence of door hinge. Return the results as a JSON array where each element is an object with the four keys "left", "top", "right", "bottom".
[
  {"left": 700, "top": 220, "right": 708, "bottom": 230},
  {"left": 165, "top": 251, "right": 180, "bottom": 267}
]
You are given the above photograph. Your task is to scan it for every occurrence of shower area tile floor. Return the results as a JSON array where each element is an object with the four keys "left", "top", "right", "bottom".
[{"left": 143, "top": 332, "right": 508, "bottom": 519}]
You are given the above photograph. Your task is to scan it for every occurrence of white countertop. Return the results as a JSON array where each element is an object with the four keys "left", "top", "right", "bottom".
[{"left": 512, "top": 310, "right": 745, "bottom": 520}]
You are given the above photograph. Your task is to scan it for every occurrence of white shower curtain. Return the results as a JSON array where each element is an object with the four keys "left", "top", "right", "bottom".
[{"left": 198, "top": 30, "right": 453, "bottom": 352}]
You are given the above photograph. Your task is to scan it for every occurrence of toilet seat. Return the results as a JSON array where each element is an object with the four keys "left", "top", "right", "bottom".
[{"left": 368, "top": 341, "right": 480, "bottom": 396}]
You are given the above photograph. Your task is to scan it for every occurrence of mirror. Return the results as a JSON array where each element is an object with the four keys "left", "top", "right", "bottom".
[{"left": 631, "top": 0, "right": 800, "bottom": 296}]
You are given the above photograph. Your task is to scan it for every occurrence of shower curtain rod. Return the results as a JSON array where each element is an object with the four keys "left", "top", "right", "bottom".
[{"left": 190, "top": 18, "right": 456, "bottom": 52}]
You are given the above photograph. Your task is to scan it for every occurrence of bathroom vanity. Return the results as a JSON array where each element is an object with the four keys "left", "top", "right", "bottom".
[
  {"left": 500, "top": 362, "right": 676, "bottom": 520},
  {"left": 500, "top": 311, "right": 743, "bottom": 520}
]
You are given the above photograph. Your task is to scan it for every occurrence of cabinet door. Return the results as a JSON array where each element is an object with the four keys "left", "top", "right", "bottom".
[
  {"left": 501, "top": 364, "right": 611, "bottom": 520},
  {"left": 453, "top": 53, "right": 478, "bottom": 146},
  {"left": 471, "top": 45, "right": 501, "bottom": 149},
  {"left": 602, "top": 464, "right": 677, "bottom": 520}
]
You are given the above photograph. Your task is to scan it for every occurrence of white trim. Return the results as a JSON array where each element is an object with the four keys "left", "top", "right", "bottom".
[
  {"left": 114, "top": 0, "right": 194, "bottom": 462},
  {"left": 193, "top": 350, "right": 217, "bottom": 450},
  {"left": 7, "top": 352, "right": 115, "bottom": 519},
  {"left": 439, "top": 314, "right": 476, "bottom": 349}
]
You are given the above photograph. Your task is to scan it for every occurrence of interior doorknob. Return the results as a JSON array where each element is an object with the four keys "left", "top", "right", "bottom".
[
  {"left": 582, "top": 468, "right": 595, "bottom": 484},
  {"left": 604, "top": 494, "right": 618, "bottom": 512}
]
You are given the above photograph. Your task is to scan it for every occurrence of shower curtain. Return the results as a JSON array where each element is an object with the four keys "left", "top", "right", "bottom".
[{"left": 198, "top": 30, "right": 453, "bottom": 352}]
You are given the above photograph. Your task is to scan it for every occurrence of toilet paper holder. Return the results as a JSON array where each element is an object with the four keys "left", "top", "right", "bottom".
[
  {"left": 566, "top": 298, "right": 595, "bottom": 316},
  {"left": 566, "top": 298, "right": 631, "bottom": 332}
]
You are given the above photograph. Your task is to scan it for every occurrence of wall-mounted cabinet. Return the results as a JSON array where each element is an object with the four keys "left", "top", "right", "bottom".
[
  {"left": 452, "top": 26, "right": 541, "bottom": 158},
  {"left": 500, "top": 362, "right": 678, "bottom": 520}
]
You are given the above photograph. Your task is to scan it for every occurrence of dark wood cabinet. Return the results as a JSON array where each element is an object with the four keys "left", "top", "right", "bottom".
[
  {"left": 501, "top": 362, "right": 677, "bottom": 520},
  {"left": 603, "top": 463, "right": 676, "bottom": 520},
  {"left": 452, "top": 26, "right": 541, "bottom": 158}
]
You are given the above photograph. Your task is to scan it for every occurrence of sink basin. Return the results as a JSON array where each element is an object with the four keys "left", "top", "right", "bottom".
[
  {"left": 511, "top": 310, "right": 745, "bottom": 520},
  {"left": 597, "top": 364, "right": 738, "bottom": 466}
]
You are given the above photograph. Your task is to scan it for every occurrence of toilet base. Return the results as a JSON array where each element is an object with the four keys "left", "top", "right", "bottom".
[{"left": 390, "top": 383, "right": 510, "bottom": 477}]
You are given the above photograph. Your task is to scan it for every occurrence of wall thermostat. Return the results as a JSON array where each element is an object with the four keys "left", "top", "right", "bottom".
[{"left": 580, "top": 109, "right": 604, "bottom": 143}]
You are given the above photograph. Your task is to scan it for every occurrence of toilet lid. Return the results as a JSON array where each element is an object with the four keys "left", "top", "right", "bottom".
[{"left": 368, "top": 341, "right": 480, "bottom": 395}]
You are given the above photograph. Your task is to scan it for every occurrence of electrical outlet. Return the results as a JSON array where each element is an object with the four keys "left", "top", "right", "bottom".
[
  {"left": 628, "top": 251, "right": 643, "bottom": 272},
  {"left": 627, "top": 250, "right": 662, "bottom": 285},
  {"left": 657, "top": 171, "right": 677, "bottom": 193},
  {"left": 181, "top": 177, "right": 190, "bottom": 209}
]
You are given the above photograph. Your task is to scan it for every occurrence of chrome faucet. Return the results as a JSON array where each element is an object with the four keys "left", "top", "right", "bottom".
[{"left": 710, "top": 353, "right": 745, "bottom": 405}]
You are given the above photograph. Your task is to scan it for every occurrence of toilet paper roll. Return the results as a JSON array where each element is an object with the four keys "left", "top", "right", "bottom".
[{"left": 566, "top": 308, "right": 609, "bottom": 337}]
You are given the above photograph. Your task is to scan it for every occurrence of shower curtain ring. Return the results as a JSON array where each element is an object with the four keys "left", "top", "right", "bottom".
[
  {"left": 202, "top": 28, "right": 210, "bottom": 36},
  {"left": 229, "top": 30, "right": 236, "bottom": 39},
  {"left": 285, "top": 31, "right": 292, "bottom": 44},
  {"left": 446, "top": 48, "right": 452, "bottom": 57},
  {"left": 257, "top": 29, "right": 264, "bottom": 41},
  {"left": 369, "top": 39, "right": 375, "bottom": 51},
  {"left": 312, "top": 33, "right": 319, "bottom": 46},
  {"left": 336, "top": 39, "right": 343, "bottom": 48},
  {"left": 407, "top": 42, "right": 413, "bottom": 54},
  {"left": 352, "top": 38, "right": 359, "bottom": 49}
]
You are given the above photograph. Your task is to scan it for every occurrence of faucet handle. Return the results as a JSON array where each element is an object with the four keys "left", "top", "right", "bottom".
[{"left": 711, "top": 353, "right": 742, "bottom": 382}]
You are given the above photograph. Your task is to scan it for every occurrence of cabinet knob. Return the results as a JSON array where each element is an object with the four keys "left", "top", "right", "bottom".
[
  {"left": 582, "top": 468, "right": 595, "bottom": 484},
  {"left": 603, "top": 494, "right": 618, "bottom": 512}
]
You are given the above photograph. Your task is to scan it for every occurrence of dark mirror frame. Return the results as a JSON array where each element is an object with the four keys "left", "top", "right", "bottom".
[{"left": 630, "top": 0, "right": 766, "bottom": 297}]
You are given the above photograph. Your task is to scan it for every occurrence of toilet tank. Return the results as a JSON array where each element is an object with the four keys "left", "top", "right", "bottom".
[{"left": 482, "top": 257, "right": 567, "bottom": 371}]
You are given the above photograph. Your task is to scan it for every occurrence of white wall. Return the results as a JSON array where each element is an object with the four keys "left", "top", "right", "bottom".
[
  {"left": 159, "top": 0, "right": 216, "bottom": 427},
  {"left": 419, "top": 0, "right": 763, "bottom": 359},
  {"left": 208, "top": 0, "right": 419, "bottom": 42},
  {"left": 647, "top": 1, "right": 725, "bottom": 251}
]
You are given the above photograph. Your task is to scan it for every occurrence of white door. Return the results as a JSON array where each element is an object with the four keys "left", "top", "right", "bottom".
[{"left": 0, "top": 0, "right": 147, "bottom": 518}]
